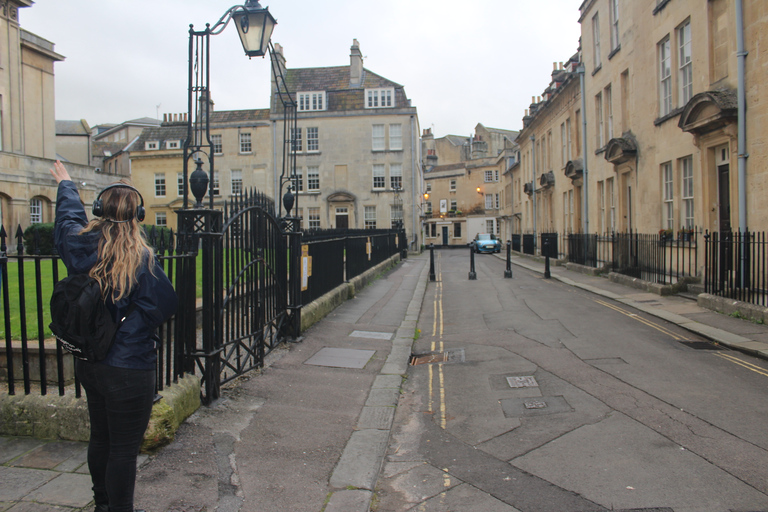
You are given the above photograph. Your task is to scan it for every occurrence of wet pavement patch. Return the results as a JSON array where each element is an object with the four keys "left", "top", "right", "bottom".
[
  {"left": 500, "top": 395, "right": 573, "bottom": 418},
  {"left": 304, "top": 347, "right": 376, "bottom": 369},
  {"left": 409, "top": 348, "right": 465, "bottom": 365}
]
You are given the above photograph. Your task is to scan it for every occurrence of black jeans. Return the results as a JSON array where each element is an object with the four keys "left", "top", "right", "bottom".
[{"left": 76, "top": 360, "right": 155, "bottom": 512}]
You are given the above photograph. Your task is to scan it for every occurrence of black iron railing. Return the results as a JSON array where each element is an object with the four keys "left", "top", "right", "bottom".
[
  {"left": 0, "top": 224, "right": 195, "bottom": 397},
  {"left": 612, "top": 230, "right": 698, "bottom": 284},
  {"left": 705, "top": 230, "right": 767, "bottom": 307}
]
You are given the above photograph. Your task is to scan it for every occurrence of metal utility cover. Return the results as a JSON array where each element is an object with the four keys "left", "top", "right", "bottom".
[
  {"left": 305, "top": 348, "right": 376, "bottom": 369},
  {"left": 349, "top": 330, "right": 393, "bottom": 340},
  {"left": 506, "top": 376, "right": 539, "bottom": 388},
  {"left": 500, "top": 395, "right": 572, "bottom": 418}
]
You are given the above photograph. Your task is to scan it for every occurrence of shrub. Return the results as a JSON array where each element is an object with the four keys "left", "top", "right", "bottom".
[{"left": 23, "top": 223, "right": 56, "bottom": 255}]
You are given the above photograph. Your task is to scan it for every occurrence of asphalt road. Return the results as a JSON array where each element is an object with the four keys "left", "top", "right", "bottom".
[{"left": 375, "top": 249, "right": 768, "bottom": 512}]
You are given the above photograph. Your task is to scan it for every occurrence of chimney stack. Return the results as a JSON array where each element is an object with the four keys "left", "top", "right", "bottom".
[{"left": 350, "top": 39, "right": 363, "bottom": 86}]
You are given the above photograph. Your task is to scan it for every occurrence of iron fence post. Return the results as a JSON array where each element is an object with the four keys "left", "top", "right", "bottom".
[
  {"left": 469, "top": 242, "right": 477, "bottom": 280},
  {"left": 504, "top": 240, "right": 512, "bottom": 278},
  {"left": 429, "top": 243, "right": 436, "bottom": 281},
  {"left": 544, "top": 239, "right": 551, "bottom": 279}
]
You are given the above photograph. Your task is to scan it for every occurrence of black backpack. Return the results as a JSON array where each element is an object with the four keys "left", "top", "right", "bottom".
[{"left": 49, "top": 273, "right": 133, "bottom": 361}]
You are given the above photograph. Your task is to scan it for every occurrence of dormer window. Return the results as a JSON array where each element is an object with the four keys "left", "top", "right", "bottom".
[
  {"left": 145, "top": 141, "right": 159, "bottom": 150},
  {"left": 166, "top": 140, "right": 180, "bottom": 149},
  {"left": 366, "top": 88, "right": 394, "bottom": 108},
  {"left": 297, "top": 92, "right": 326, "bottom": 111}
]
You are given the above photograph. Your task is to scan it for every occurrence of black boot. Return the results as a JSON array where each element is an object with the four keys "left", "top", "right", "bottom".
[{"left": 94, "top": 505, "right": 109, "bottom": 512}]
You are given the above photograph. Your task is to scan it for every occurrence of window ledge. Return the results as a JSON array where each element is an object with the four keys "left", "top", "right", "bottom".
[
  {"left": 653, "top": 106, "right": 684, "bottom": 126},
  {"left": 608, "top": 45, "right": 621, "bottom": 60},
  {"left": 298, "top": 190, "right": 322, "bottom": 195},
  {"left": 653, "top": 0, "right": 671, "bottom": 15},
  {"left": 592, "top": 63, "right": 602, "bottom": 77}
]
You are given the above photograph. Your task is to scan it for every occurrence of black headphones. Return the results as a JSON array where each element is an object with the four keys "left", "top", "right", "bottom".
[{"left": 92, "top": 183, "right": 145, "bottom": 223}]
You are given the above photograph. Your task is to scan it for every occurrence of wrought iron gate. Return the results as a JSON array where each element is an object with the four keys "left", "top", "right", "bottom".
[{"left": 178, "top": 190, "right": 300, "bottom": 404}]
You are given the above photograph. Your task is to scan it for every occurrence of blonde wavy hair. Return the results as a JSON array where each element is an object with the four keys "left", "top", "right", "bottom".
[{"left": 81, "top": 180, "right": 155, "bottom": 301}]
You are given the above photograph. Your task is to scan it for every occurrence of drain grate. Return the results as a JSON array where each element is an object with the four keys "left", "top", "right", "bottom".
[{"left": 409, "top": 348, "right": 465, "bottom": 365}]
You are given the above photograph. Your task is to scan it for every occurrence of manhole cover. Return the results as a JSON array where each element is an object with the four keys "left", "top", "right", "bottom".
[
  {"left": 410, "top": 348, "right": 465, "bottom": 365},
  {"left": 524, "top": 399, "right": 548, "bottom": 409},
  {"left": 507, "top": 376, "right": 539, "bottom": 388}
]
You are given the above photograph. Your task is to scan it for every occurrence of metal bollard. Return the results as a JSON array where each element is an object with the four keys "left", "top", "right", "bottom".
[
  {"left": 429, "top": 243, "right": 436, "bottom": 281},
  {"left": 544, "top": 239, "right": 551, "bottom": 279},
  {"left": 504, "top": 240, "right": 513, "bottom": 278},
  {"left": 469, "top": 242, "right": 477, "bottom": 280}
]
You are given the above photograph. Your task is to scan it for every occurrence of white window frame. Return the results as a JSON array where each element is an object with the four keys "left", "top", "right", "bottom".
[
  {"left": 681, "top": 156, "right": 694, "bottom": 229},
  {"left": 166, "top": 140, "right": 180, "bottom": 150},
  {"left": 307, "top": 127, "right": 319, "bottom": 152},
  {"left": 364, "top": 206, "right": 377, "bottom": 229},
  {"left": 307, "top": 166, "right": 320, "bottom": 191},
  {"left": 145, "top": 141, "right": 159, "bottom": 150},
  {"left": 560, "top": 122, "right": 566, "bottom": 167},
  {"left": 29, "top": 198, "right": 42, "bottom": 224},
  {"left": 486, "top": 219, "right": 494, "bottom": 233},
  {"left": 155, "top": 212, "right": 167, "bottom": 227},
  {"left": 177, "top": 172, "right": 184, "bottom": 197},
  {"left": 155, "top": 173, "right": 166, "bottom": 197},
  {"left": 605, "top": 85, "right": 613, "bottom": 140},
  {"left": 659, "top": 37, "right": 672, "bottom": 116},
  {"left": 366, "top": 88, "right": 394, "bottom": 108},
  {"left": 297, "top": 91, "right": 326, "bottom": 112},
  {"left": 662, "top": 162, "right": 674, "bottom": 229},
  {"left": 592, "top": 13, "right": 602, "bottom": 69},
  {"left": 485, "top": 194, "right": 493, "bottom": 210},
  {"left": 484, "top": 170, "right": 494, "bottom": 182},
  {"left": 372, "top": 124, "right": 385, "bottom": 151},
  {"left": 595, "top": 92, "right": 604, "bottom": 147},
  {"left": 239, "top": 132, "right": 252, "bottom": 154},
  {"left": 291, "top": 127, "right": 302, "bottom": 152},
  {"left": 212, "top": 170, "right": 220, "bottom": 196},
  {"left": 293, "top": 169, "right": 303, "bottom": 192},
  {"left": 566, "top": 117, "right": 573, "bottom": 160},
  {"left": 389, "top": 124, "right": 402, "bottom": 150},
  {"left": 231, "top": 169, "right": 243, "bottom": 196},
  {"left": 373, "top": 164, "right": 386, "bottom": 190},
  {"left": 211, "top": 134, "right": 223, "bottom": 155},
  {"left": 426, "top": 201, "right": 432, "bottom": 214},
  {"left": 610, "top": 0, "right": 620, "bottom": 51},
  {"left": 450, "top": 199, "right": 457, "bottom": 211},
  {"left": 390, "top": 163, "right": 403, "bottom": 190},
  {"left": 450, "top": 180, "right": 456, "bottom": 192},
  {"left": 308, "top": 207, "right": 320, "bottom": 229},
  {"left": 678, "top": 20, "right": 693, "bottom": 107},
  {"left": 607, "top": 177, "right": 615, "bottom": 231},
  {"left": 390, "top": 204, "right": 403, "bottom": 228}
]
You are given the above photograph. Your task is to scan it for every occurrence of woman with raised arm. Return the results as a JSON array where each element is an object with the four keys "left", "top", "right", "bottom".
[{"left": 50, "top": 160, "right": 177, "bottom": 512}]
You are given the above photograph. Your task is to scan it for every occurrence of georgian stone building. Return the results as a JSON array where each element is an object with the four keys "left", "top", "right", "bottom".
[
  {"left": 512, "top": 0, "right": 768, "bottom": 256},
  {"left": 422, "top": 124, "right": 518, "bottom": 246},
  {"left": 120, "top": 109, "right": 272, "bottom": 228},
  {"left": 272, "top": 39, "right": 421, "bottom": 241},
  {"left": 0, "top": 1, "right": 109, "bottom": 240}
]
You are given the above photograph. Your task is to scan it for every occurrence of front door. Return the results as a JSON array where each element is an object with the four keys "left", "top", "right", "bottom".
[
  {"left": 442, "top": 226, "right": 449, "bottom": 245},
  {"left": 335, "top": 207, "right": 349, "bottom": 229}
]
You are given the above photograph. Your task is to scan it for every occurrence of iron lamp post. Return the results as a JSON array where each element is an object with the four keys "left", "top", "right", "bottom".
[{"left": 181, "top": 1, "right": 278, "bottom": 211}]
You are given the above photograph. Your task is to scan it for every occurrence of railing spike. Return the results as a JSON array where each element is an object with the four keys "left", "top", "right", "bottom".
[{"left": 15, "top": 225, "right": 24, "bottom": 255}]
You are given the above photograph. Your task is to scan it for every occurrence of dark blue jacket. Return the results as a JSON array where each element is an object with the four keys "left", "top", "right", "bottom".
[{"left": 53, "top": 180, "right": 178, "bottom": 370}]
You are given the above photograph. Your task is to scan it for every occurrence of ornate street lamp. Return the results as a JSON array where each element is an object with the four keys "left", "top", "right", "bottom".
[{"left": 181, "top": 2, "right": 278, "bottom": 211}]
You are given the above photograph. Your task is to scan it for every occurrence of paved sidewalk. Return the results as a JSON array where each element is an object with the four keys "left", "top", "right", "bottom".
[
  {"left": 501, "top": 253, "right": 768, "bottom": 360},
  {"left": 3, "top": 251, "right": 768, "bottom": 512}
]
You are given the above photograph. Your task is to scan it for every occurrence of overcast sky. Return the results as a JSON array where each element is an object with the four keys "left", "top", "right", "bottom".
[{"left": 22, "top": 0, "right": 582, "bottom": 138}]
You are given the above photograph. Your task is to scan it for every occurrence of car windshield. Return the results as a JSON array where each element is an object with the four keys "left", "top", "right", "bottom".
[{"left": 477, "top": 234, "right": 492, "bottom": 240}]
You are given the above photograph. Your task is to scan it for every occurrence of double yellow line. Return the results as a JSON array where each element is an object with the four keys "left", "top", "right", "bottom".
[
  {"left": 594, "top": 298, "right": 691, "bottom": 341},
  {"left": 595, "top": 298, "right": 768, "bottom": 379},
  {"left": 715, "top": 352, "right": 768, "bottom": 378},
  {"left": 428, "top": 251, "right": 448, "bottom": 430}
]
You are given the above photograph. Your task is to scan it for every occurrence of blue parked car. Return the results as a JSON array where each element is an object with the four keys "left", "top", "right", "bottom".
[{"left": 472, "top": 233, "right": 501, "bottom": 253}]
